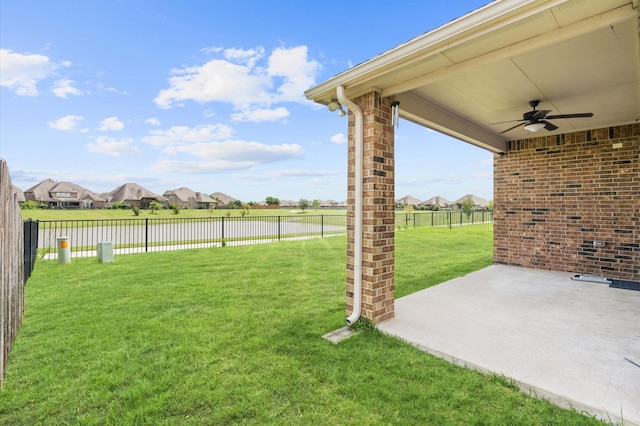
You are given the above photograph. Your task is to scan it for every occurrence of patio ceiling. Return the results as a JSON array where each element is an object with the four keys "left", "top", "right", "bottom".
[{"left": 305, "top": 0, "right": 640, "bottom": 154}]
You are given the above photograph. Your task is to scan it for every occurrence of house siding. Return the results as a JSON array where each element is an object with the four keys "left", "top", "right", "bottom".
[{"left": 494, "top": 124, "right": 639, "bottom": 281}]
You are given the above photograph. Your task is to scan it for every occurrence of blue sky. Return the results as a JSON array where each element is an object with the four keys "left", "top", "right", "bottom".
[{"left": 0, "top": 0, "right": 493, "bottom": 203}]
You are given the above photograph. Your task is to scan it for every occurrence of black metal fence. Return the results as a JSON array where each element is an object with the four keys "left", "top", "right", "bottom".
[
  {"left": 33, "top": 215, "right": 347, "bottom": 259},
  {"left": 396, "top": 210, "right": 493, "bottom": 230},
  {"left": 27, "top": 210, "right": 492, "bottom": 260},
  {"left": 23, "top": 219, "right": 38, "bottom": 282}
]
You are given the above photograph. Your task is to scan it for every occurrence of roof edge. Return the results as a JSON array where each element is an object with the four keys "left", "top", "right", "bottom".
[{"left": 306, "top": 0, "right": 565, "bottom": 102}]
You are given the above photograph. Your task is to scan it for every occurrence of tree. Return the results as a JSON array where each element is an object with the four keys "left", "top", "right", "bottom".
[
  {"left": 265, "top": 196, "right": 280, "bottom": 206},
  {"left": 487, "top": 200, "right": 494, "bottom": 211},
  {"left": 460, "top": 197, "right": 474, "bottom": 218},
  {"left": 312, "top": 200, "right": 320, "bottom": 210},
  {"left": 298, "top": 198, "right": 310, "bottom": 212},
  {"left": 149, "top": 201, "right": 162, "bottom": 214}
]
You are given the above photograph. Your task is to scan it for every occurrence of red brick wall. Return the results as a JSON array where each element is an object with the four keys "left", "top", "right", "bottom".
[
  {"left": 494, "top": 124, "right": 639, "bottom": 281},
  {"left": 346, "top": 92, "right": 395, "bottom": 323}
]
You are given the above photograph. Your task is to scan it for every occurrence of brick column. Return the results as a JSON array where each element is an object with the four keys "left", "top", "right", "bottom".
[{"left": 346, "top": 91, "right": 395, "bottom": 323}]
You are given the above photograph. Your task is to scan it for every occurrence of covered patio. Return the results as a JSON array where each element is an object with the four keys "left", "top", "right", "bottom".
[
  {"left": 307, "top": 0, "right": 639, "bottom": 423},
  {"left": 378, "top": 265, "right": 640, "bottom": 425}
]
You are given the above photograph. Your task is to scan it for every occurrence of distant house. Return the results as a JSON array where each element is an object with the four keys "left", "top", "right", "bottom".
[
  {"left": 396, "top": 195, "right": 422, "bottom": 207},
  {"left": 12, "top": 185, "right": 25, "bottom": 204},
  {"left": 420, "top": 196, "right": 450, "bottom": 209},
  {"left": 452, "top": 194, "right": 489, "bottom": 210},
  {"left": 280, "top": 200, "right": 297, "bottom": 208},
  {"left": 24, "top": 179, "right": 106, "bottom": 209},
  {"left": 210, "top": 192, "right": 238, "bottom": 208},
  {"left": 163, "top": 187, "right": 214, "bottom": 209},
  {"left": 106, "top": 183, "right": 167, "bottom": 209},
  {"left": 319, "top": 199, "right": 340, "bottom": 208}
]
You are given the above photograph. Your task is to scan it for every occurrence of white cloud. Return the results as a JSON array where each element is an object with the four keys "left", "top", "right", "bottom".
[
  {"left": 235, "top": 168, "right": 341, "bottom": 180},
  {"left": 52, "top": 79, "right": 82, "bottom": 98},
  {"left": 201, "top": 46, "right": 223, "bottom": 54},
  {"left": 154, "top": 45, "right": 319, "bottom": 114},
  {"left": 268, "top": 45, "right": 320, "bottom": 102},
  {"left": 145, "top": 117, "right": 161, "bottom": 126},
  {"left": 142, "top": 124, "right": 233, "bottom": 147},
  {"left": 149, "top": 159, "right": 255, "bottom": 173},
  {"left": 48, "top": 115, "right": 83, "bottom": 131},
  {"left": 223, "top": 47, "right": 264, "bottom": 68},
  {"left": 85, "top": 136, "right": 142, "bottom": 157},
  {"left": 98, "top": 116, "right": 124, "bottom": 131},
  {"left": 0, "top": 49, "right": 56, "bottom": 96},
  {"left": 169, "top": 140, "right": 304, "bottom": 163},
  {"left": 231, "top": 107, "right": 289, "bottom": 122},
  {"left": 472, "top": 171, "right": 492, "bottom": 179},
  {"left": 330, "top": 133, "right": 347, "bottom": 144},
  {"left": 154, "top": 59, "right": 270, "bottom": 109}
]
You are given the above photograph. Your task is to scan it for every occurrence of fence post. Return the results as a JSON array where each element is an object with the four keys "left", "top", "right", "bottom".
[
  {"left": 321, "top": 215, "right": 324, "bottom": 238},
  {"left": 221, "top": 216, "right": 225, "bottom": 241},
  {"left": 449, "top": 211, "right": 452, "bottom": 229},
  {"left": 145, "top": 218, "right": 149, "bottom": 252},
  {"left": 277, "top": 216, "right": 281, "bottom": 241},
  {"left": 23, "top": 219, "right": 38, "bottom": 283}
]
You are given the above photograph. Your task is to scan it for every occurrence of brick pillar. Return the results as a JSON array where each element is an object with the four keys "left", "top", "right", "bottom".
[{"left": 346, "top": 91, "right": 395, "bottom": 323}]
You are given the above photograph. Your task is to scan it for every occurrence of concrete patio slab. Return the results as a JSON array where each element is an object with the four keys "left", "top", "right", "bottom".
[{"left": 377, "top": 264, "right": 640, "bottom": 425}]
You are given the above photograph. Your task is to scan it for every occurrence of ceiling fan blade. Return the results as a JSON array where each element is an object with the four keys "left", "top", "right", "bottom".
[
  {"left": 531, "top": 109, "right": 551, "bottom": 120},
  {"left": 499, "top": 122, "right": 526, "bottom": 134},
  {"left": 545, "top": 112, "right": 593, "bottom": 119},
  {"left": 489, "top": 119, "right": 525, "bottom": 125},
  {"left": 542, "top": 120, "right": 558, "bottom": 131}
]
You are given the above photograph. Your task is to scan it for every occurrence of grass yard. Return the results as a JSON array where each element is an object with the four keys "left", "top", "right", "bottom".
[{"left": 0, "top": 227, "right": 601, "bottom": 424}]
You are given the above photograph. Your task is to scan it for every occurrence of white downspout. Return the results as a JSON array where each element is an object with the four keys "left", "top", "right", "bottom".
[{"left": 337, "top": 85, "right": 363, "bottom": 326}]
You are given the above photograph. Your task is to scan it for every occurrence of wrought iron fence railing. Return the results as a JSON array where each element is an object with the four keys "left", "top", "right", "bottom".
[{"left": 27, "top": 210, "right": 492, "bottom": 259}]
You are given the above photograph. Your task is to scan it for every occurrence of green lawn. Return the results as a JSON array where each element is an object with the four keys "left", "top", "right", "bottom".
[{"left": 0, "top": 227, "right": 601, "bottom": 424}]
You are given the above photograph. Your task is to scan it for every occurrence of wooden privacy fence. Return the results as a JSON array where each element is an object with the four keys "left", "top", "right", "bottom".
[{"left": 0, "top": 159, "right": 25, "bottom": 386}]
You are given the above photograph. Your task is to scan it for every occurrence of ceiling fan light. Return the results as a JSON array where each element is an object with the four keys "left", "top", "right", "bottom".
[{"left": 524, "top": 122, "right": 545, "bottom": 132}]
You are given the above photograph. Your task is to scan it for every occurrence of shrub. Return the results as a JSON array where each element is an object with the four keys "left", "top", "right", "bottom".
[
  {"left": 20, "top": 200, "right": 41, "bottom": 210},
  {"left": 110, "top": 202, "right": 130, "bottom": 210}
]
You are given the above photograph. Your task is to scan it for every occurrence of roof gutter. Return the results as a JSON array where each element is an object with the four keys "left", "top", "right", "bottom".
[{"left": 337, "top": 85, "right": 363, "bottom": 326}]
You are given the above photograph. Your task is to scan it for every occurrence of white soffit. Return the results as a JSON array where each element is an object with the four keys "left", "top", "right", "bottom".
[{"left": 305, "top": 0, "right": 640, "bottom": 153}]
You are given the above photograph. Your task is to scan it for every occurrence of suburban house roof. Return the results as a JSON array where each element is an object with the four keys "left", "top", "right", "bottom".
[
  {"left": 210, "top": 192, "right": 237, "bottom": 205},
  {"left": 107, "top": 183, "right": 168, "bottom": 204},
  {"left": 12, "top": 185, "right": 25, "bottom": 203},
  {"left": 453, "top": 194, "right": 490, "bottom": 208},
  {"left": 24, "top": 178, "right": 57, "bottom": 202},
  {"left": 396, "top": 195, "right": 422, "bottom": 206},
  {"left": 305, "top": 0, "right": 640, "bottom": 153},
  {"left": 163, "top": 187, "right": 214, "bottom": 204},
  {"left": 421, "top": 196, "right": 451, "bottom": 207},
  {"left": 24, "top": 179, "right": 105, "bottom": 203}
]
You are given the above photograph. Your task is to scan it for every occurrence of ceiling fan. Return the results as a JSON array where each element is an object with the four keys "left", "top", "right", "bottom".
[{"left": 492, "top": 100, "right": 593, "bottom": 134}]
